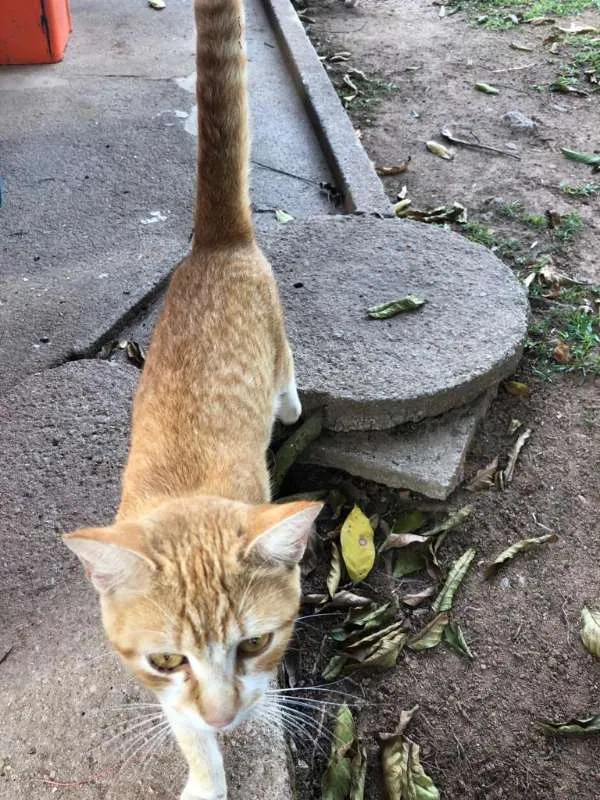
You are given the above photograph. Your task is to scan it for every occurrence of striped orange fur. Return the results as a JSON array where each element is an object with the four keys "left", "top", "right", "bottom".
[{"left": 64, "top": 1, "right": 320, "bottom": 797}]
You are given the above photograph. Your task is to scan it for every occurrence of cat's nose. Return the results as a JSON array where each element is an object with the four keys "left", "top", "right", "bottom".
[{"left": 204, "top": 709, "right": 236, "bottom": 729}]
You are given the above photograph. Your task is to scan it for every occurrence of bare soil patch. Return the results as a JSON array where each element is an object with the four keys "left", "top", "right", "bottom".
[{"left": 281, "top": 1, "right": 600, "bottom": 797}]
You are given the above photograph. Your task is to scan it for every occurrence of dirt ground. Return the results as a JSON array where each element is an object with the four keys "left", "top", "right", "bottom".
[{"left": 281, "top": 1, "right": 600, "bottom": 798}]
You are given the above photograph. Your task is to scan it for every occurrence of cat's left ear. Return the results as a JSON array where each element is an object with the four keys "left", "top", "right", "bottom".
[
  {"left": 246, "top": 501, "right": 324, "bottom": 565},
  {"left": 63, "top": 523, "right": 156, "bottom": 593}
]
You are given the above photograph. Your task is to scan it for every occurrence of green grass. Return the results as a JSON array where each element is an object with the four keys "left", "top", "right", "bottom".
[
  {"left": 456, "top": 0, "right": 600, "bottom": 28},
  {"left": 526, "top": 306, "right": 600, "bottom": 378},
  {"left": 556, "top": 33, "right": 600, "bottom": 89},
  {"left": 553, "top": 211, "right": 584, "bottom": 243},
  {"left": 560, "top": 181, "right": 600, "bottom": 197},
  {"left": 463, "top": 221, "right": 498, "bottom": 247},
  {"left": 458, "top": 204, "right": 591, "bottom": 379}
]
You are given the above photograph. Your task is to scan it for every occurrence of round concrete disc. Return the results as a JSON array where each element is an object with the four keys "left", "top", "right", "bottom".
[{"left": 261, "top": 216, "right": 528, "bottom": 432}]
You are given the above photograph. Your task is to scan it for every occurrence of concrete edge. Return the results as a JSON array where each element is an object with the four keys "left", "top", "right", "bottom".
[
  {"left": 302, "top": 388, "right": 497, "bottom": 499},
  {"left": 260, "top": 0, "right": 393, "bottom": 216}
]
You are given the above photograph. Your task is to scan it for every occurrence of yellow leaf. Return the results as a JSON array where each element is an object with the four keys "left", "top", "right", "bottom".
[{"left": 340, "top": 506, "right": 376, "bottom": 583}]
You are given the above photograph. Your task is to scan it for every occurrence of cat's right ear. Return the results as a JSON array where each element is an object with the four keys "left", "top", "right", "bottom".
[
  {"left": 245, "top": 501, "right": 324, "bottom": 565},
  {"left": 63, "top": 523, "right": 156, "bottom": 594}
]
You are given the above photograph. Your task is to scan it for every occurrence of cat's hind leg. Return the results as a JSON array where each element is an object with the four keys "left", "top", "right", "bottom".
[{"left": 274, "top": 345, "right": 302, "bottom": 425}]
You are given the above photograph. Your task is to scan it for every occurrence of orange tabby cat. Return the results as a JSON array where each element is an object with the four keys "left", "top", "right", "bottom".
[{"left": 63, "top": 0, "right": 322, "bottom": 797}]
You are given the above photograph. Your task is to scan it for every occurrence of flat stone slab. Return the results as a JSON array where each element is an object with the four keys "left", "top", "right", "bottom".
[
  {"left": 303, "top": 390, "right": 494, "bottom": 499},
  {"left": 0, "top": 361, "right": 292, "bottom": 800},
  {"left": 261, "top": 216, "right": 529, "bottom": 431}
]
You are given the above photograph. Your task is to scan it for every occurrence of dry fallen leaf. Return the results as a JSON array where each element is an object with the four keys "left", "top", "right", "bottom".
[
  {"left": 538, "top": 260, "right": 577, "bottom": 286},
  {"left": 474, "top": 82, "right": 500, "bottom": 95},
  {"left": 327, "top": 542, "right": 343, "bottom": 598},
  {"left": 366, "top": 295, "right": 426, "bottom": 319},
  {"left": 467, "top": 457, "right": 499, "bottom": 491},
  {"left": 580, "top": 606, "right": 600, "bottom": 658},
  {"left": 322, "top": 703, "right": 356, "bottom": 800},
  {"left": 400, "top": 587, "right": 436, "bottom": 608},
  {"left": 331, "top": 603, "right": 394, "bottom": 642},
  {"left": 426, "top": 141, "right": 454, "bottom": 160},
  {"left": 485, "top": 532, "right": 557, "bottom": 577},
  {"left": 376, "top": 161, "right": 410, "bottom": 176},
  {"left": 504, "top": 380, "right": 530, "bottom": 397},
  {"left": 444, "top": 620, "right": 474, "bottom": 659},
  {"left": 275, "top": 208, "right": 294, "bottom": 224},
  {"left": 502, "top": 427, "right": 532, "bottom": 485},
  {"left": 393, "top": 548, "right": 427, "bottom": 578},
  {"left": 340, "top": 506, "right": 376, "bottom": 583},
  {"left": 553, "top": 341, "right": 571, "bottom": 364},
  {"left": 555, "top": 23, "right": 598, "bottom": 34},
  {"left": 539, "top": 715, "right": 600, "bottom": 735},
  {"left": 408, "top": 612, "right": 450, "bottom": 651},
  {"left": 431, "top": 548, "right": 476, "bottom": 613},
  {"left": 381, "top": 736, "right": 440, "bottom": 800}
]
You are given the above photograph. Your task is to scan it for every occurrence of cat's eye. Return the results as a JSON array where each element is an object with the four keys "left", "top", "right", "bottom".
[
  {"left": 148, "top": 653, "right": 188, "bottom": 672},
  {"left": 237, "top": 633, "right": 273, "bottom": 657}
]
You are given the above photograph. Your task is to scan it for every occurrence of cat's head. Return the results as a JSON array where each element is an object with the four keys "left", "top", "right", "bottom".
[{"left": 64, "top": 496, "right": 321, "bottom": 732}]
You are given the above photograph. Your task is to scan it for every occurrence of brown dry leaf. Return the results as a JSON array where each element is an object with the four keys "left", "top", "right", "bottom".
[
  {"left": 376, "top": 161, "right": 410, "bottom": 176},
  {"left": 555, "top": 23, "right": 598, "bottom": 34},
  {"left": 400, "top": 587, "right": 436, "bottom": 608},
  {"left": 580, "top": 607, "right": 600, "bottom": 658},
  {"left": 553, "top": 341, "right": 571, "bottom": 364},
  {"left": 485, "top": 533, "right": 557, "bottom": 577},
  {"left": 467, "top": 456, "right": 499, "bottom": 491},
  {"left": 327, "top": 542, "right": 343, "bottom": 598},
  {"left": 502, "top": 427, "right": 532, "bottom": 485},
  {"left": 381, "top": 533, "right": 429, "bottom": 551},
  {"left": 538, "top": 260, "right": 576, "bottom": 286},
  {"left": 408, "top": 612, "right": 451, "bottom": 651},
  {"left": 379, "top": 704, "right": 419, "bottom": 743}
]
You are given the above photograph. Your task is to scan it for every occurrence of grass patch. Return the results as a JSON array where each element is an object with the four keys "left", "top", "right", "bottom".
[
  {"left": 457, "top": 203, "right": 593, "bottom": 379},
  {"left": 555, "top": 33, "right": 600, "bottom": 90},
  {"left": 560, "top": 180, "right": 600, "bottom": 197},
  {"left": 455, "top": 0, "right": 600, "bottom": 28},
  {"left": 526, "top": 305, "right": 600, "bottom": 378},
  {"left": 463, "top": 221, "right": 498, "bottom": 247},
  {"left": 553, "top": 211, "right": 584, "bottom": 243}
]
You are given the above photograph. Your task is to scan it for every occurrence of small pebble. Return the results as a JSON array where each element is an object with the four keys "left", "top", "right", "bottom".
[{"left": 503, "top": 110, "right": 536, "bottom": 132}]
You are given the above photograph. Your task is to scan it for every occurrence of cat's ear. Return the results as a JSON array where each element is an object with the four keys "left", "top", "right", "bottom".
[
  {"left": 63, "top": 523, "right": 156, "bottom": 593},
  {"left": 246, "top": 501, "right": 323, "bottom": 565}
]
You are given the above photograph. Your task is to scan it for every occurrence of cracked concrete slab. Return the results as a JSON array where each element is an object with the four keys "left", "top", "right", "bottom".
[
  {"left": 0, "top": 360, "right": 292, "bottom": 799},
  {"left": 302, "top": 390, "right": 495, "bottom": 499}
]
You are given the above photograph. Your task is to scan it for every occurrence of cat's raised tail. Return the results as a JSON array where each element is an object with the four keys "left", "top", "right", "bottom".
[{"left": 193, "top": 0, "right": 254, "bottom": 249}]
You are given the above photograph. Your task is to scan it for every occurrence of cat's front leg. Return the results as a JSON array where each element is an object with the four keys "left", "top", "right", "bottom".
[
  {"left": 166, "top": 714, "right": 227, "bottom": 800},
  {"left": 181, "top": 776, "right": 226, "bottom": 800}
]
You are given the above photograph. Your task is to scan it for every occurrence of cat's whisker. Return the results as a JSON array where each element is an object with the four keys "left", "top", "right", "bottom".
[
  {"left": 295, "top": 611, "right": 346, "bottom": 623},
  {"left": 271, "top": 694, "right": 356, "bottom": 710},
  {"left": 271, "top": 709, "right": 331, "bottom": 757},
  {"left": 89, "top": 713, "right": 166, "bottom": 756},
  {"left": 268, "top": 684, "right": 365, "bottom": 700},
  {"left": 113, "top": 720, "right": 171, "bottom": 779},
  {"left": 263, "top": 700, "right": 334, "bottom": 742}
]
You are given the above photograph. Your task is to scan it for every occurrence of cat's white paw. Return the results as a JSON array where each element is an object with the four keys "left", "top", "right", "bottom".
[
  {"left": 181, "top": 777, "right": 226, "bottom": 800},
  {"left": 274, "top": 379, "right": 302, "bottom": 425}
]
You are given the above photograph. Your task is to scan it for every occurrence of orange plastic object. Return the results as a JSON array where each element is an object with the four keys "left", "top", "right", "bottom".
[{"left": 0, "top": 0, "right": 72, "bottom": 65}]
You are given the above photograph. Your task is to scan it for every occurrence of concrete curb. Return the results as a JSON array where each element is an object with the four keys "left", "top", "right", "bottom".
[{"left": 261, "top": 0, "right": 393, "bottom": 216}]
